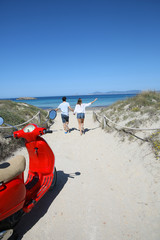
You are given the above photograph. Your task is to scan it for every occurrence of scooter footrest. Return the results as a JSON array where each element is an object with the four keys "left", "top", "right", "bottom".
[
  {"left": 25, "top": 172, "right": 35, "bottom": 185},
  {"left": 35, "top": 175, "right": 53, "bottom": 202},
  {"left": 25, "top": 176, "right": 39, "bottom": 190},
  {"left": 23, "top": 175, "right": 53, "bottom": 213}
]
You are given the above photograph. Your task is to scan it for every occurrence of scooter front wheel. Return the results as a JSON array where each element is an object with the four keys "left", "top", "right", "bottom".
[{"left": 50, "top": 168, "right": 57, "bottom": 190}]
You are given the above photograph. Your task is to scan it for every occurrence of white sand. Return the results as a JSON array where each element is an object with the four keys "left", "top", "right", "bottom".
[{"left": 11, "top": 111, "right": 160, "bottom": 240}]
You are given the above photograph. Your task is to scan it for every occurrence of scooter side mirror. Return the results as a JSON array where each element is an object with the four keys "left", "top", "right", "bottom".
[
  {"left": 49, "top": 110, "right": 57, "bottom": 120},
  {"left": 0, "top": 116, "right": 4, "bottom": 126}
]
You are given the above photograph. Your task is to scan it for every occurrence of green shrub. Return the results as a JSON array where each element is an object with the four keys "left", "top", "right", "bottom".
[
  {"left": 131, "top": 107, "right": 140, "bottom": 112},
  {"left": 149, "top": 131, "right": 160, "bottom": 160}
]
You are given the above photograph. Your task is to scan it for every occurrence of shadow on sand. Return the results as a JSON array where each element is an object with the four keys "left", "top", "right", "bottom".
[
  {"left": 83, "top": 126, "right": 100, "bottom": 134},
  {"left": 13, "top": 170, "right": 81, "bottom": 240},
  {"left": 69, "top": 126, "right": 100, "bottom": 134},
  {"left": 69, "top": 127, "right": 78, "bottom": 132}
]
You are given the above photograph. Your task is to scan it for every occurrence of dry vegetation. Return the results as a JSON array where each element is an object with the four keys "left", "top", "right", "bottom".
[
  {"left": 0, "top": 100, "right": 48, "bottom": 161},
  {"left": 94, "top": 91, "right": 160, "bottom": 159}
]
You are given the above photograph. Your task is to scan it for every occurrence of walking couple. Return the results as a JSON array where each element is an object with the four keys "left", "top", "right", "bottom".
[{"left": 55, "top": 97, "right": 97, "bottom": 135}]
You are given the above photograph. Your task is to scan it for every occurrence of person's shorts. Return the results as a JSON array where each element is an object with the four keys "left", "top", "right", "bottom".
[
  {"left": 61, "top": 114, "right": 69, "bottom": 123},
  {"left": 77, "top": 113, "right": 85, "bottom": 119}
]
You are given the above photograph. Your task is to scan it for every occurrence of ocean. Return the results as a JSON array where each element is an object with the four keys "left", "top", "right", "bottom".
[{"left": 10, "top": 94, "right": 138, "bottom": 109}]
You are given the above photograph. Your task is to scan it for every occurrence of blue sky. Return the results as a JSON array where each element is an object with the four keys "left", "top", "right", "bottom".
[{"left": 0, "top": 0, "right": 160, "bottom": 98}]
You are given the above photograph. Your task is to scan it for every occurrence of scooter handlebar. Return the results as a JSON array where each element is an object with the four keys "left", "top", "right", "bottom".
[
  {"left": 43, "top": 129, "right": 53, "bottom": 134},
  {"left": 4, "top": 135, "right": 13, "bottom": 139}
]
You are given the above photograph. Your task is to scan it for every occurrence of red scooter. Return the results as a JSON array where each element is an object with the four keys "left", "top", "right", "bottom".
[{"left": 0, "top": 110, "right": 57, "bottom": 240}]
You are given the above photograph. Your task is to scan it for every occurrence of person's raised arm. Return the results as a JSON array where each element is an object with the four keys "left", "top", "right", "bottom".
[{"left": 91, "top": 98, "right": 98, "bottom": 104}]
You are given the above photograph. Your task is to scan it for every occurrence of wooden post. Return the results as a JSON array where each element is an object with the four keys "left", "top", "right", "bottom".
[
  {"left": 101, "top": 117, "right": 104, "bottom": 129},
  {"left": 103, "top": 116, "right": 106, "bottom": 128},
  {"left": 38, "top": 112, "right": 41, "bottom": 124},
  {"left": 93, "top": 111, "right": 96, "bottom": 122}
]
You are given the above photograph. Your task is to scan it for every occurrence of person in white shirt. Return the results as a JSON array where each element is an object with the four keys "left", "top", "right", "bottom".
[
  {"left": 74, "top": 98, "right": 97, "bottom": 135},
  {"left": 55, "top": 97, "right": 73, "bottom": 134}
]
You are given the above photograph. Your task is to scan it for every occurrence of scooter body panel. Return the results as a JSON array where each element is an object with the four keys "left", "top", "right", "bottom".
[
  {"left": 0, "top": 173, "right": 26, "bottom": 221},
  {"left": 26, "top": 136, "right": 55, "bottom": 175}
]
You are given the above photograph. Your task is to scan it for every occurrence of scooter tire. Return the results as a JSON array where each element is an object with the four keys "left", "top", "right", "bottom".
[
  {"left": 8, "top": 230, "right": 18, "bottom": 240},
  {"left": 50, "top": 168, "right": 57, "bottom": 190}
]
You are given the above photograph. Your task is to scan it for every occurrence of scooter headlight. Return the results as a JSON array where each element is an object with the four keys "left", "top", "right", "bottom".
[{"left": 23, "top": 124, "right": 36, "bottom": 133}]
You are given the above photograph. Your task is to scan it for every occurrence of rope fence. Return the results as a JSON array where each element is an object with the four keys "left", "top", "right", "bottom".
[
  {"left": 93, "top": 111, "right": 160, "bottom": 131},
  {"left": 0, "top": 111, "right": 41, "bottom": 129}
]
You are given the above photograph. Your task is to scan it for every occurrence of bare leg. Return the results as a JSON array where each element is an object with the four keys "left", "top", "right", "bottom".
[
  {"left": 81, "top": 119, "right": 84, "bottom": 132},
  {"left": 66, "top": 122, "right": 69, "bottom": 132},
  {"left": 78, "top": 119, "right": 82, "bottom": 135},
  {"left": 63, "top": 123, "right": 67, "bottom": 132}
]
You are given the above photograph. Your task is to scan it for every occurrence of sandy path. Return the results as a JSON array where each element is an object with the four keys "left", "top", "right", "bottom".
[{"left": 13, "top": 111, "right": 160, "bottom": 240}]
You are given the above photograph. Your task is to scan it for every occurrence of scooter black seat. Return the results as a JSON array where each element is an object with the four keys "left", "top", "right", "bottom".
[{"left": 0, "top": 155, "right": 26, "bottom": 184}]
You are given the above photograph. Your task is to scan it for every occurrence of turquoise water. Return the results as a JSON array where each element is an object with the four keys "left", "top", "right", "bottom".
[{"left": 10, "top": 94, "right": 137, "bottom": 109}]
